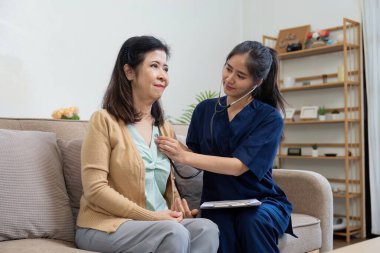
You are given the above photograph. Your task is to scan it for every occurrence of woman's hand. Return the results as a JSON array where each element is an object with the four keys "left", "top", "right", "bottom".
[
  {"left": 154, "top": 210, "right": 183, "bottom": 222},
  {"left": 172, "top": 197, "right": 199, "bottom": 218},
  {"left": 155, "top": 136, "right": 188, "bottom": 163}
]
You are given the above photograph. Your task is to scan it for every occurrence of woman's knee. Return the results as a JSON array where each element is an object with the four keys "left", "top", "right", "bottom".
[
  {"left": 192, "top": 218, "right": 219, "bottom": 237},
  {"left": 160, "top": 220, "right": 191, "bottom": 245}
]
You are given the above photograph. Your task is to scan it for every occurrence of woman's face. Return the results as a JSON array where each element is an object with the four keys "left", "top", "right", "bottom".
[
  {"left": 131, "top": 49, "right": 169, "bottom": 103},
  {"left": 222, "top": 53, "right": 254, "bottom": 100}
]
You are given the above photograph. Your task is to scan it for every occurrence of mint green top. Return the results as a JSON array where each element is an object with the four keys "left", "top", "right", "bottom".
[{"left": 128, "top": 124, "right": 170, "bottom": 211}]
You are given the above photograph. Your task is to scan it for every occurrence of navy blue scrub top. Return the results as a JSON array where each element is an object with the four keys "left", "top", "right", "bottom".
[{"left": 187, "top": 97, "right": 293, "bottom": 227}]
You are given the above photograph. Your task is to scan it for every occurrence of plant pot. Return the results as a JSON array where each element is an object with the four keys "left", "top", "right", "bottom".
[
  {"left": 319, "top": 115, "right": 326, "bottom": 121},
  {"left": 312, "top": 149, "right": 319, "bottom": 157}
]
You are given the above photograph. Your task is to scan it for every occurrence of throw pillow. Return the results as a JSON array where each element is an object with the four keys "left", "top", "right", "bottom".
[
  {"left": 0, "top": 129, "right": 74, "bottom": 242},
  {"left": 57, "top": 139, "right": 83, "bottom": 223}
]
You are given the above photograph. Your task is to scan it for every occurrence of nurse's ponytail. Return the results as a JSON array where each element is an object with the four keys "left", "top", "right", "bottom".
[{"left": 257, "top": 47, "right": 285, "bottom": 115}]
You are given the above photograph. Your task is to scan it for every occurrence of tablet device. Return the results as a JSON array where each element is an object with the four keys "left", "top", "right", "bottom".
[{"left": 200, "top": 199, "right": 261, "bottom": 209}]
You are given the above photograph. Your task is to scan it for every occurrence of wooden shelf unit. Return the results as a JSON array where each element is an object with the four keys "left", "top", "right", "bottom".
[{"left": 264, "top": 18, "right": 364, "bottom": 242}]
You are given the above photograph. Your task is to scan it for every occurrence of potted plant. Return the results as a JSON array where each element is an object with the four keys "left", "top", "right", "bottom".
[
  {"left": 331, "top": 110, "right": 340, "bottom": 120},
  {"left": 51, "top": 107, "right": 80, "bottom": 120},
  {"left": 312, "top": 144, "right": 319, "bottom": 157},
  {"left": 176, "top": 90, "right": 218, "bottom": 124},
  {"left": 318, "top": 106, "right": 327, "bottom": 121}
]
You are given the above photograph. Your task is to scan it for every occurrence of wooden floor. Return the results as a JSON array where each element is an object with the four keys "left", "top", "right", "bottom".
[{"left": 333, "top": 236, "right": 366, "bottom": 249}]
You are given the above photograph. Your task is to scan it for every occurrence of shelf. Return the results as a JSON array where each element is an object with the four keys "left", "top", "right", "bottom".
[
  {"left": 281, "top": 143, "right": 360, "bottom": 148},
  {"left": 333, "top": 192, "right": 361, "bottom": 198},
  {"left": 334, "top": 214, "right": 361, "bottom": 221},
  {"left": 290, "top": 107, "right": 359, "bottom": 115},
  {"left": 278, "top": 43, "right": 360, "bottom": 60},
  {"left": 279, "top": 70, "right": 359, "bottom": 84},
  {"left": 328, "top": 178, "right": 360, "bottom": 184},
  {"left": 334, "top": 227, "right": 361, "bottom": 236},
  {"left": 280, "top": 81, "right": 359, "bottom": 92},
  {"left": 284, "top": 119, "right": 359, "bottom": 125},
  {"left": 277, "top": 155, "right": 360, "bottom": 160}
]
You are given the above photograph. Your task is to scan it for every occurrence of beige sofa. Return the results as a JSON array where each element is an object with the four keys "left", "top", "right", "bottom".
[{"left": 0, "top": 118, "right": 333, "bottom": 253}]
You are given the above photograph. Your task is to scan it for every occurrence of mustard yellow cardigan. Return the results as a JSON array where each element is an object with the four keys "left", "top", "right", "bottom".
[{"left": 77, "top": 109, "right": 179, "bottom": 233}]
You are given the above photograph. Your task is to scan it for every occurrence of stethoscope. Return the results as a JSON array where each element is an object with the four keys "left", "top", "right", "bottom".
[
  {"left": 157, "top": 126, "right": 202, "bottom": 180},
  {"left": 156, "top": 125, "right": 202, "bottom": 198},
  {"left": 210, "top": 82, "right": 258, "bottom": 147},
  {"left": 157, "top": 83, "right": 258, "bottom": 183}
]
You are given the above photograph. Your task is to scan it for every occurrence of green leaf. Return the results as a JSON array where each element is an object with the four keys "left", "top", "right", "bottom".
[{"left": 176, "top": 90, "right": 217, "bottom": 124}]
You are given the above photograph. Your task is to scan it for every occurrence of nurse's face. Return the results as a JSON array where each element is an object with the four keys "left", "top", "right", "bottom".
[{"left": 222, "top": 53, "right": 254, "bottom": 100}]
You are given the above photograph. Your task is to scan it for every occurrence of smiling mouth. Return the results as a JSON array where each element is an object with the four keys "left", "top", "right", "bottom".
[
  {"left": 154, "top": 84, "right": 166, "bottom": 89},
  {"left": 224, "top": 84, "right": 235, "bottom": 90}
]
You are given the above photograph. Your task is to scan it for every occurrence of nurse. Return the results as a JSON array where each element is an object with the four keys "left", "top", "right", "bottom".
[{"left": 156, "top": 41, "right": 294, "bottom": 253}]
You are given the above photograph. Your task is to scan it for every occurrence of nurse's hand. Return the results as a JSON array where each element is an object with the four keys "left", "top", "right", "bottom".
[
  {"left": 155, "top": 136, "right": 187, "bottom": 163},
  {"left": 172, "top": 197, "right": 199, "bottom": 218}
]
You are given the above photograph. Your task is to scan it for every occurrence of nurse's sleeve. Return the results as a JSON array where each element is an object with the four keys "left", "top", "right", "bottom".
[
  {"left": 186, "top": 103, "right": 202, "bottom": 153},
  {"left": 232, "top": 111, "right": 284, "bottom": 181}
]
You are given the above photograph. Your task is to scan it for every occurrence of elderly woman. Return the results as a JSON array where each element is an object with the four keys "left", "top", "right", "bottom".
[{"left": 75, "top": 36, "right": 219, "bottom": 253}]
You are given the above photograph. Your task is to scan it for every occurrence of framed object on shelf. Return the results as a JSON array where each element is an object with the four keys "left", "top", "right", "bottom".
[
  {"left": 300, "top": 106, "right": 319, "bottom": 119},
  {"left": 287, "top": 147, "right": 302, "bottom": 156},
  {"left": 275, "top": 25, "right": 310, "bottom": 54},
  {"left": 284, "top": 108, "right": 296, "bottom": 120}
]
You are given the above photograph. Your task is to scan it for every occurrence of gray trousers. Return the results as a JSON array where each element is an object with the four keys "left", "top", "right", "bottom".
[{"left": 75, "top": 218, "right": 219, "bottom": 253}]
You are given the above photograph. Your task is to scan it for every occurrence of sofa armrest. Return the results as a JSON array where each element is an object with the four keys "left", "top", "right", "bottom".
[{"left": 273, "top": 169, "right": 333, "bottom": 252}]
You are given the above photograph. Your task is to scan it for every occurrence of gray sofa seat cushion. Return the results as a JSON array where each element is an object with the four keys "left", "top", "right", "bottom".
[
  {"left": 0, "top": 239, "right": 98, "bottom": 253},
  {"left": 279, "top": 213, "right": 321, "bottom": 253},
  {"left": 0, "top": 129, "right": 74, "bottom": 242}
]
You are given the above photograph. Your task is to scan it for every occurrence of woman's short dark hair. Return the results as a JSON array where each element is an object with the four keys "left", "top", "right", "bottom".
[
  {"left": 102, "top": 35, "right": 170, "bottom": 126},
  {"left": 226, "top": 41, "right": 285, "bottom": 114}
]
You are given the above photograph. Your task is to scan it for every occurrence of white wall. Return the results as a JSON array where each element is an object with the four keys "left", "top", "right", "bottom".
[
  {"left": 0, "top": 0, "right": 362, "bottom": 120},
  {"left": 242, "top": 0, "right": 361, "bottom": 41},
  {"left": 0, "top": 0, "right": 243, "bottom": 120}
]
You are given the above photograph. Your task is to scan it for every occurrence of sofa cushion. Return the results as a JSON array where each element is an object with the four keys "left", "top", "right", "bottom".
[
  {"left": 0, "top": 129, "right": 74, "bottom": 242},
  {"left": 57, "top": 139, "right": 83, "bottom": 223},
  {"left": 173, "top": 135, "right": 203, "bottom": 210},
  {"left": 0, "top": 238, "right": 98, "bottom": 253},
  {"left": 172, "top": 161, "right": 203, "bottom": 210},
  {"left": 278, "top": 213, "right": 321, "bottom": 253}
]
